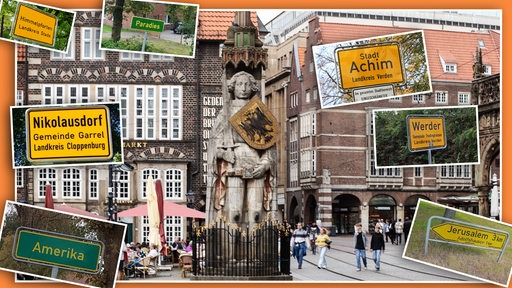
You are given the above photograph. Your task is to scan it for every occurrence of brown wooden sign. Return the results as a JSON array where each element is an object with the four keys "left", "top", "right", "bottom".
[{"left": 229, "top": 96, "right": 279, "bottom": 150}]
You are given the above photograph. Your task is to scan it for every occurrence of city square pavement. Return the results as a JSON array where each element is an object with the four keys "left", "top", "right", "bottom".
[{"left": 119, "top": 234, "right": 480, "bottom": 283}]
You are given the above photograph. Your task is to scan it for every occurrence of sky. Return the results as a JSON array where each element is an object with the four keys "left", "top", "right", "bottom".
[{"left": 256, "top": 10, "right": 282, "bottom": 24}]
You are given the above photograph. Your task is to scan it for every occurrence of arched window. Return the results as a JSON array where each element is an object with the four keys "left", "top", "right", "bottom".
[
  {"left": 37, "top": 168, "right": 56, "bottom": 198},
  {"left": 141, "top": 169, "right": 160, "bottom": 199}
]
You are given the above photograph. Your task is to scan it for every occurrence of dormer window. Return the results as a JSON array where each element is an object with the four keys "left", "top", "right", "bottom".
[
  {"left": 478, "top": 39, "right": 485, "bottom": 48},
  {"left": 484, "top": 65, "right": 492, "bottom": 75},
  {"left": 444, "top": 63, "right": 457, "bottom": 73}
]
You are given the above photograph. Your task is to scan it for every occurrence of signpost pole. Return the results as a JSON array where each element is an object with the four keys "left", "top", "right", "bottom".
[
  {"left": 428, "top": 141, "right": 433, "bottom": 164},
  {"left": 51, "top": 266, "right": 58, "bottom": 278},
  {"left": 142, "top": 32, "right": 148, "bottom": 52}
]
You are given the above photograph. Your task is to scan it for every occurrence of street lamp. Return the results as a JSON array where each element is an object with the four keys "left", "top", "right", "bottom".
[
  {"left": 108, "top": 162, "right": 134, "bottom": 221},
  {"left": 185, "top": 190, "right": 196, "bottom": 239}
]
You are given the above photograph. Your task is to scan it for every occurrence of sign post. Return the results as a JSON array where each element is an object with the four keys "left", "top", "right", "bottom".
[
  {"left": 130, "top": 16, "right": 164, "bottom": 52},
  {"left": 406, "top": 115, "right": 446, "bottom": 164},
  {"left": 13, "top": 227, "right": 105, "bottom": 274},
  {"left": 11, "top": 3, "right": 58, "bottom": 47},
  {"left": 25, "top": 105, "right": 113, "bottom": 163},
  {"left": 425, "top": 216, "right": 509, "bottom": 262},
  {"left": 335, "top": 43, "right": 404, "bottom": 92}
]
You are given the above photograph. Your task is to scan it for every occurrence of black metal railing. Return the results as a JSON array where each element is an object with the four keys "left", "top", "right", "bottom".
[{"left": 191, "top": 215, "right": 291, "bottom": 277}]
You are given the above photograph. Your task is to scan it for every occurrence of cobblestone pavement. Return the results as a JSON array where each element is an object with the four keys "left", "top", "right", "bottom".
[{"left": 118, "top": 234, "right": 480, "bottom": 284}]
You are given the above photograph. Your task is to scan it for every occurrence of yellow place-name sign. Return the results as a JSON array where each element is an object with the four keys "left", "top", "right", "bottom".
[
  {"left": 336, "top": 43, "right": 404, "bottom": 90},
  {"left": 12, "top": 3, "right": 57, "bottom": 46},
  {"left": 26, "top": 106, "right": 112, "bottom": 162},
  {"left": 432, "top": 222, "right": 508, "bottom": 250},
  {"left": 407, "top": 115, "right": 446, "bottom": 152}
]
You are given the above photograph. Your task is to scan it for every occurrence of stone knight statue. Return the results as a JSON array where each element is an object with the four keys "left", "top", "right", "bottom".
[{"left": 206, "top": 11, "right": 276, "bottom": 231}]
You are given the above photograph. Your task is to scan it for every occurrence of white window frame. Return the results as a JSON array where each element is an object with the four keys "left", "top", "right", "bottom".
[
  {"left": 141, "top": 216, "right": 150, "bottom": 244},
  {"left": 388, "top": 96, "right": 402, "bottom": 103},
  {"left": 305, "top": 89, "right": 310, "bottom": 103},
  {"left": 440, "top": 165, "right": 471, "bottom": 178},
  {"left": 69, "top": 86, "right": 78, "bottom": 103},
  {"left": 51, "top": 30, "right": 75, "bottom": 60},
  {"left": 96, "top": 85, "right": 106, "bottom": 102},
  {"left": 444, "top": 63, "right": 457, "bottom": 73},
  {"left": 120, "top": 86, "right": 129, "bottom": 140},
  {"left": 62, "top": 168, "right": 82, "bottom": 199},
  {"left": 37, "top": 168, "right": 57, "bottom": 198},
  {"left": 165, "top": 216, "right": 184, "bottom": 245},
  {"left": 150, "top": 54, "right": 174, "bottom": 61},
  {"left": 89, "top": 169, "right": 99, "bottom": 200},
  {"left": 16, "top": 169, "right": 23, "bottom": 188},
  {"left": 146, "top": 86, "right": 156, "bottom": 140},
  {"left": 135, "top": 86, "right": 145, "bottom": 139},
  {"left": 120, "top": 52, "right": 143, "bottom": 61},
  {"left": 458, "top": 92, "right": 470, "bottom": 105},
  {"left": 160, "top": 87, "right": 170, "bottom": 139},
  {"left": 80, "top": 86, "right": 90, "bottom": 103},
  {"left": 412, "top": 94, "right": 425, "bottom": 104},
  {"left": 164, "top": 169, "right": 183, "bottom": 200},
  {"left": 170, "top": 86, "right": 182, "bottom": 140},
  {"left": 141, "top": 169, "right": 160, "bottom": 199},
  {"left": 435, "top": 91, "right": 448, "bottom": 104},
  {"left": 81, "top": 27, "right": 104, "bottom": 60},
  {"left": 43, "top": 85, "right": 64, "bottom": 104},
  {"left": 484, "top": 65, "right": 492, "bottom": 75},
  {"left": 414, "top": 167, "right": 423, "bottom": 177},
  {"left": 16, "top": 90, "right": 24, "bottom": 106},
  {"left": 116, "top": 170, "right": 131, "bottom": 200}
]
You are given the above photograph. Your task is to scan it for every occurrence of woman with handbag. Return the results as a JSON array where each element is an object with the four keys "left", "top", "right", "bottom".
[{"left": 315, "top": 228, "right": 331, "bottom": 269}]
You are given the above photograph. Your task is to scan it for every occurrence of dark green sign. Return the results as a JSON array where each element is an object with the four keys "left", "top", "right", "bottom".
[
  {"left": 13, "top": 227, "right": 104, "bottom": 273},
  {"left": 131, "top": 16, "right": 164, "bottom": 32}
]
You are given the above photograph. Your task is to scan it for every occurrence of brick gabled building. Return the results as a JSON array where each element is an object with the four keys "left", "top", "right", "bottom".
[
  {"left": 285, "top": 16, "right": 500, "bottom": 233},
  {"left": 15, "top": 10, "right": 264, "bottom": 243}
]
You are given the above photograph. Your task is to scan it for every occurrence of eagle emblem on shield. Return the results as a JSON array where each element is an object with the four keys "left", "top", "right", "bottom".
[{"left": 229, "top": 96, "right": 279, "bottom": 150}]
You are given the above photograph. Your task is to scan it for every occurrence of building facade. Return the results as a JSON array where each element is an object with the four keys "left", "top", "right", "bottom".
[
  {"left": 15, "top": 10, "right": 264, "bottom": 244},
  {"left": 282, "top": 16, "right": 500, "bottom": 233}
]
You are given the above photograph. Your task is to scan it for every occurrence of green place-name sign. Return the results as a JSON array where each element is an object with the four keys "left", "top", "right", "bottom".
[
  {"left": 131, "top": 16, "right": 164, "bottom": 32},
  {"left": 13, "top": 227, "right": 104, "bottom": 273}
]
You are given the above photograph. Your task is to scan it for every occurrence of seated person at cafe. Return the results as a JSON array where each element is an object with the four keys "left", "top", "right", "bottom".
[{"left": 125, "top": 245, "right": 146, "bottom": 277}]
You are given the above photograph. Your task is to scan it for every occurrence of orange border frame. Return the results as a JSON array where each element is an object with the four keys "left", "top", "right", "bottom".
[{"left": 0, "top": 0, "right": 509, "bottom": 287}]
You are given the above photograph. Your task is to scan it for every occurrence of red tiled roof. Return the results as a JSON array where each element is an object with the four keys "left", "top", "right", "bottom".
[
  {"left": 197, "top": 11, "right": 258, "bottom": 41},
  {"left": 17, "top": 44, "right": 26, "bottom": 62},
  {"left": 318, "top": 22, "right": 500, "bottom": 82}
]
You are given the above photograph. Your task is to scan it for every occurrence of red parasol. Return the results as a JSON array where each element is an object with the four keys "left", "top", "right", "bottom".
[
  {"left": 44, "top": 183, "right": 54, "bottom": 209},
  {"left": 54, "top": 204, "right": 106, "bottom": 220},
  {"left": 117, "top": 201, "right": 205, "bottom": 218},
  {"left": 155, "top": 179, "right": 167, "bottom": 255}
]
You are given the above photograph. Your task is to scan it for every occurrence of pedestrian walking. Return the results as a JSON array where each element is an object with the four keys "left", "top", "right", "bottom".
[
  {"left": 290, "top": 222, "right": 309, "bottom": 269},
  {"left": 308, "top": 222, "right": 320, "bottom": 255},
  {"left": 404, "top": 217, "right": 412, "bottom": 243},
  {"left": 353, "top": 223, "right": 368, "bottom": 271},
  {"left": 388, "top": 220, "right": 396, "bottom": 244},
  {"left": 395, "top": 219, "right": 404, "bottom": 244},
  {"left": 315, "top": 228, "right": 331, "bottom": 269},
  {"left": 384, "top": 219, "right": 390, "bottom": 243},
  {"left": 370, "top": 224, "right": 385, "bottom": 271}
]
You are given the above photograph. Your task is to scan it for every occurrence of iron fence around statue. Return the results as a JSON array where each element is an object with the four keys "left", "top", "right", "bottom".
[{"left": 191, "top": 217, "right": 291, "bottom": 277}]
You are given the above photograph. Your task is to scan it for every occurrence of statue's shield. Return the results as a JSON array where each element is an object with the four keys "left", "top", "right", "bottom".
[{"left": 229, "top": 96, "right": 279, "bottom": 150}]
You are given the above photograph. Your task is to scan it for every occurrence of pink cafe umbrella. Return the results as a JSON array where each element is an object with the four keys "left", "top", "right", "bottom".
[
  {"left": 44, "top": 183, "right": 54, "bottom": 209},
  {"left": 54, "top": 204, "right": 106, "bottom": 220},
  {"left": 117, "top": 201, "right": 205, "bottom": 218},
  {"left": 155, "top": 179, "right": 167, "bottom": 255}
]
